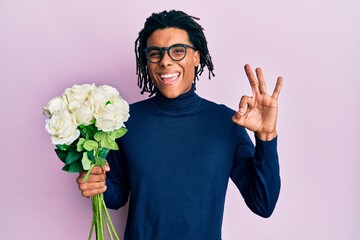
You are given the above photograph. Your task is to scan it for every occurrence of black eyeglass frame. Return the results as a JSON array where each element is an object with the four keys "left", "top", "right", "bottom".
[{"left": 143, "top": 43, "right": 196, "bottom": 63}]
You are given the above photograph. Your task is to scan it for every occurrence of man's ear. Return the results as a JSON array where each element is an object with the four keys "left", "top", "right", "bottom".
[{"left": 194, "top": 50, "right": 200, "bottom": 67}]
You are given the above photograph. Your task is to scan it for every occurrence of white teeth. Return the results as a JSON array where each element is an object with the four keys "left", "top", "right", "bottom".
[{"left": 160, "top": 73, "right": 179, "bottom": 79}]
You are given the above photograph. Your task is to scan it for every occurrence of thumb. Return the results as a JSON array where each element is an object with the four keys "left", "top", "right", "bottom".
[
  {"left": 102, "top": 162, "right": 110, "bottom": 172},
  {"left": 235, "top": 95, "right": 253, "bottom": 118}
]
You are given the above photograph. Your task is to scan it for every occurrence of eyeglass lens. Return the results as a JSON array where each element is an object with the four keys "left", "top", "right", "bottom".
[{"left": 146, "top": 45, "right": 188, "bottom": 63}]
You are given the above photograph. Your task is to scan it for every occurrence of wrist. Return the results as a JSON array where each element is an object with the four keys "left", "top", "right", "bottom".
[{"left": 255, "top": 130, "right": 278, "bottom": 141}]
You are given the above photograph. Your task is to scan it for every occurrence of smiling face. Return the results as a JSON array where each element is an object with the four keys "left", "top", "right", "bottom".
[{"left": 146, "top": 28, "right": 200, "bottom": 99}]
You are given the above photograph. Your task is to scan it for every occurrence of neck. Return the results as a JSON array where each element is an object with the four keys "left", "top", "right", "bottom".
[{"left": 152, "top": 85, "right": 201, "bottom": 116}]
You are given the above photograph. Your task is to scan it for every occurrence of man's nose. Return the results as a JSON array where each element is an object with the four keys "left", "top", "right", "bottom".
[{"left": 159, "top": 50, "right": 173, "bottom": 66}]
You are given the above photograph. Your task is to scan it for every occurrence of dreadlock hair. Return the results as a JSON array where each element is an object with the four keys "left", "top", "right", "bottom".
[{"left": 135, "top": 10, "right": 215, "bottom": 96}]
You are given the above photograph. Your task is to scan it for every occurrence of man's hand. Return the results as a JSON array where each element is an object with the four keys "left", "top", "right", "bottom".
[
  {"left": 232, "top": 64, "right": 283, "bottom": 141},
  {"left": 76, "top": 163, "right": 110, "bottom": 198}
]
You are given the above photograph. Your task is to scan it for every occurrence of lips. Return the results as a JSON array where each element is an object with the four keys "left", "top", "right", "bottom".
[{"left": 159, "top": 72, "right": 180, "bottom": 86}]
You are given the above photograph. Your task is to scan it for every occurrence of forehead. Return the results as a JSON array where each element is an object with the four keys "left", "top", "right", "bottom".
[{"left": 146, "top": 27, "right": 190, "bottom": 47}]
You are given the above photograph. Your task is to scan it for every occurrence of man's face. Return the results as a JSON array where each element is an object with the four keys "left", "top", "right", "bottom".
[{"left": 146, "top": 28, "right": 200, "bottom": 99}]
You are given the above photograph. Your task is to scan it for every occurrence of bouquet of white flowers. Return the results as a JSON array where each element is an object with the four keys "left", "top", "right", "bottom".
[{"left": 43, "top": 83, "right": 130, "bottom": 240}]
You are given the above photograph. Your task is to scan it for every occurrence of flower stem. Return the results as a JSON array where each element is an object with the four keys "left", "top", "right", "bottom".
[
  {"left": 96, "top": 194, "right": 104, "bottom": 239},
  {"left": 88, "top": 200, "right": 95, "bottom": 240},
  {"left": 101, "top": 196, "right": 120, "bottom": 240},
  {"left": 88, "top": 193, "right": 120, "bottom": 240}
]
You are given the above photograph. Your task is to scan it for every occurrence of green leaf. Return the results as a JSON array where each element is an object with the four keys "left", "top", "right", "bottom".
[
  {"left": 81, "top": 152, "right": 92, "bottom": 170},
  {"left": 62, "top": 164, "right": 70, "bottom": 172},
  {"left": 101, "top": 137, "right": 118, "bottom": 150},
  {"left": 80, "top": 124, "right": 98, "bottom": 140},
  {"left": 94, "top": 132, "right": 107, "bottom": 142},
  {"left": 94, "top": 132, "right": 119, "bottom": 150},
  {"left": 65, "top": 147, "right": 82, "bottom": 165},
  {"left": 77, "top": 138, "right": 86, "bottom": 152},
  {"left": 68, "top": 160, "right": 84, "bottom": 173},
  {"left": 56, "top": 144, "right": 71, "bottom": 151},
  {"left": 79, "top": 128, "right": 87, "bottom": 138},
  {"left": 95, "top": 157, "right": 107, "bottom": 167},
  {"left": 87, "top": 150, "right": 96, "bottom": 163},
  {"left": 98, "top": 148, "right": 109, "bottom": 159},
  {"left": 87, "top": 124, "right": 99, "bottom": 138},
  {"left": 54, "top": 149, "right": 67, "bottom": 163},
  {"left": 111, "top": 128, "right": 128, "bottom": 139},
  {"left": 83, "top": 140, "right": 99, "bottom": 151},
  {"left": 62, "top": 160, "right": 83, "bottom": 173}
]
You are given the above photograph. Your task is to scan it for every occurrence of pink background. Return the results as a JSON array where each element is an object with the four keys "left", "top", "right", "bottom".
[{"left": 1, "top": 0, "right": 359, "bottom": 239}]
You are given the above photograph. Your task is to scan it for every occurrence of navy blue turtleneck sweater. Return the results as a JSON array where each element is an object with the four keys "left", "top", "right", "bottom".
[{"left": 104, "top": 87, "right": 280, "bottom": 240}]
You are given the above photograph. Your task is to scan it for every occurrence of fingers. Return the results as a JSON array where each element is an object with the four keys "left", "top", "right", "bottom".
[
  {"left": 245, "top": 64, "right": 283, "bottom": 98},
  {"left": 77, "top": 171, "right": 106, "bottom": 183},
  {"left": 244, "top": 64, "right": 268, "bottom": 95},
  {"left": 76, "top": 165, "right": 108, "bottom": 198},
  {"left": 79, "top": 184, "right": 107, "bottom": 198},
  {"left": 234, "top": 95, "right": 253, "bottom": 119},
  {"left": 272, "top": 76, "right": 283, "bottom": 99},
  {"left": 76, "top": 166, "right": 105, "bottom": 183},
  {"left": 103, "top": 162, "right": 110, "bottom": 172},
  {"left": 255, "top": 67, "right": 268, "bottom": 95},
  {"left": 244, "top": 64, "right": 259, "bottom": 96}
]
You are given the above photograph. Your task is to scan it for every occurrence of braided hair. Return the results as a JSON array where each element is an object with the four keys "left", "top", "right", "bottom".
[{"left": 135, "top": 10, "right": 215, "bottom": 96}]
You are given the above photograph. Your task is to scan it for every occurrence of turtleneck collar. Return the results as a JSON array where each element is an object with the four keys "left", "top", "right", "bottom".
[{"left": 151, "top": 84, "right": 201, "bottom": 116}]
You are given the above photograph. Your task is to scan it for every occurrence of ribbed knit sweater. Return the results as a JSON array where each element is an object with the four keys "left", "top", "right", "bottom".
[{"left": 104, "top": 86, "right": 281, "bottom": 240}]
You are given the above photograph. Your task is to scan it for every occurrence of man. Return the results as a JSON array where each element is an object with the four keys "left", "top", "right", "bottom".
[{"left": 77, "top": 10, "right": 283, "bottom": 239}]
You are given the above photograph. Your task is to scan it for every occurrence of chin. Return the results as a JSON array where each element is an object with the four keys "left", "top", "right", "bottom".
[
  {"left": 155, "top": 82, "right": 191, "bottom": 99},
  {"left": 160, "top": 90, "right": 181, "bottom": 99}
]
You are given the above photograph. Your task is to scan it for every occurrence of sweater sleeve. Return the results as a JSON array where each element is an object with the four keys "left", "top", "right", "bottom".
[
  {"left": 230, "top": 126, "right": 281, "bottom": 218},
  {"left": 103, "top": 147, "right": 130, "bottom": 210}
]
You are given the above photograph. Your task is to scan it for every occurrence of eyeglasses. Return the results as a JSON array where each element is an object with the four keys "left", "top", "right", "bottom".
[{"left": 143, "top": 43, "right": 196, "bottom": 63}]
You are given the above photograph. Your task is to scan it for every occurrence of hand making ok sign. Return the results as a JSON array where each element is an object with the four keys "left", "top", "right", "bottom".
[{"left": 232, "top": 64, "right": 283, "bottom": 141}]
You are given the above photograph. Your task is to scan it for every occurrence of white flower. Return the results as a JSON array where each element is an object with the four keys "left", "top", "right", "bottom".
[
  {"left": 45, "top": 110, "right": 80, "bottom": 145},
  {"left": 68, "top": 100, "right": 94, "bottom": 125},
  {"left": 43, "top": 95, "right": 68, "bottom": 118},
  {"left": 64, "top": 84, "right": 96, "bottom": 103},
  {"left": 89, "top": 85, "right": 120, "bottom": 105},
  {"left": 91, "top": 85, "right": 130, "bottom": 132}
]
